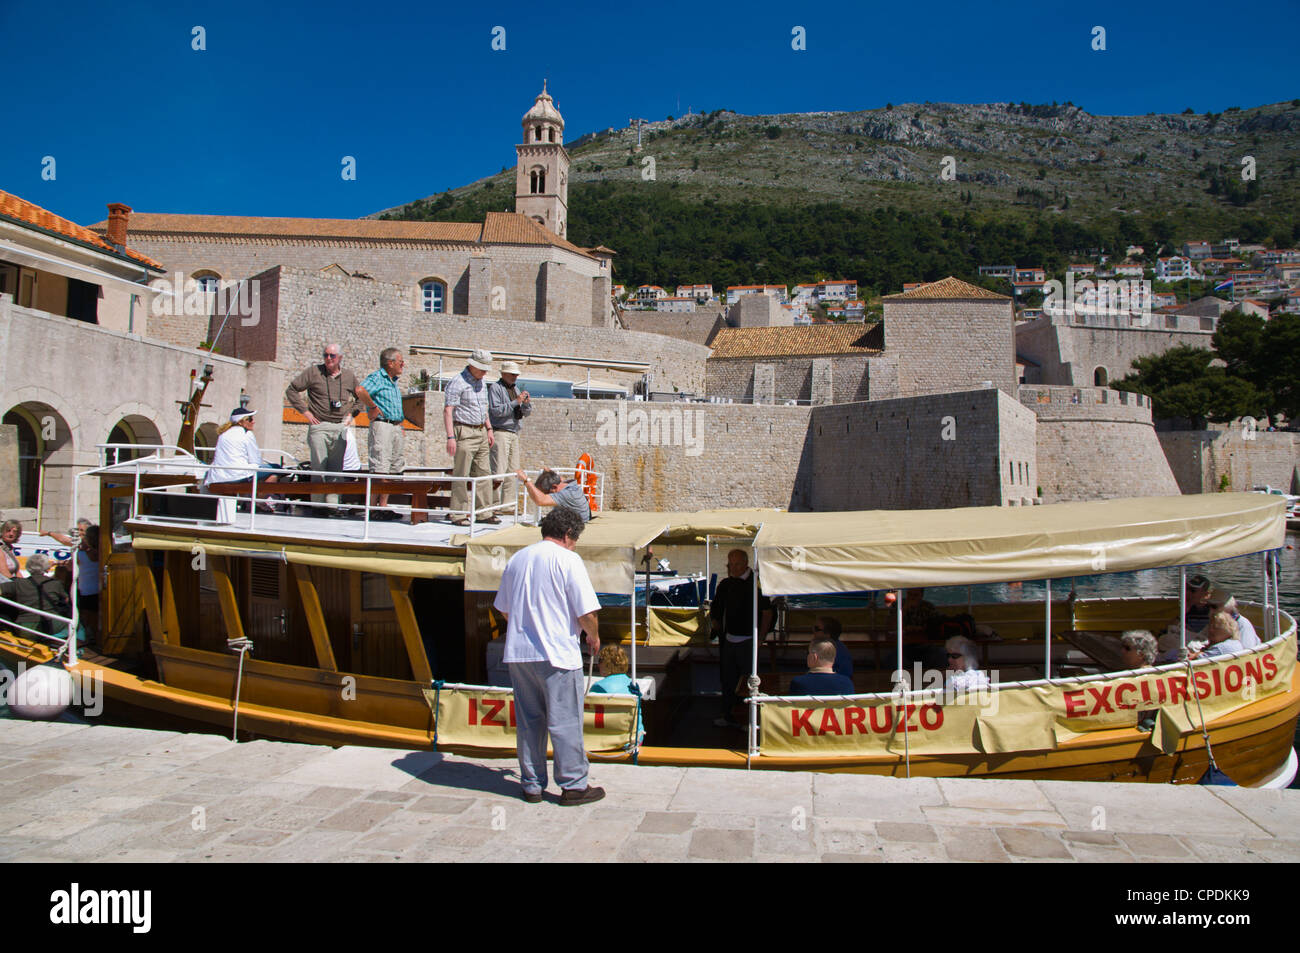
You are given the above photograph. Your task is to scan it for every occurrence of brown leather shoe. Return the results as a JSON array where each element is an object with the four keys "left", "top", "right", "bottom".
[
  {"left": 558, "top": 785, "right": 605, "bottom": 806},
  {"left": 521, "top": 788, "right": 543, "bottom": 804}
]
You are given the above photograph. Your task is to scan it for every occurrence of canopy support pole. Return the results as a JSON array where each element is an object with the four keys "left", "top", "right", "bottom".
[
  {"left": 748, "top": 559, "right": 759, "bottom": 765},
  {"left": 630, "top": 587, "right": 637, "bottom": 684},
  {"left": 896, "top": 590, "right": 909, "bottom": 779},
  {"left": 1273, "top": 551, "right": 1281, "bottom": 641},
  {"left": 1261, "top": 553, "right": 1271, "bottom": 641},
  {"left": 1179, "top": 566, "right": 1187, "bottom": 657},
  {"left": 1044, "top": 579, "right": 1051, "bottom": 681}
]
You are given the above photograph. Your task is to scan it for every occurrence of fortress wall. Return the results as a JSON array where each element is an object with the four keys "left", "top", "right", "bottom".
[
  {"left": 1015, "top": 313, "right": 1216, "bottom": 387},
  {"left": 1158, "top": 428, "right": 1300, "bottom": 495},
  {"left": 807, "top": 389, "right": 1033, "bottom": 511},
  {"left": 279, "top": 395, "right": 814, "bottom": 512},
  {"left": 705, "top": 355, "right": 875, "bottom": 404},
  {"left": 886, "top": 298, "right": 1017, "bottom": 398},
  {"left": 1021, "top": 386, "right": 1180, "bottom": 502}
]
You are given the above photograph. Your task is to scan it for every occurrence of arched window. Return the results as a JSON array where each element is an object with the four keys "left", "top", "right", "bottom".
[
  {"left": 1093, "top": 367, "right": 1108, "bottom": 386},
  {"left": 534, "top": 125, "right": 542, "bottom": 142},
  {"left": 530, "top": 169, "right": 546, "bottom": 194},
  {"left": 420, "top": 279, "right": 446, "bottom": 314},
  {"left": 193, "top": 271, "right": 221, "bottom": 294},
  {"left": 548, "top": 128, "right": 556, "bottom": 143}
]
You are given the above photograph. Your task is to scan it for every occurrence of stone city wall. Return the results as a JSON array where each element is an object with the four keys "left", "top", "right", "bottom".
[
  {"left": 705, "top": 355, "right": 878, "bottom": 404},
  {"left": 807, "top": 389, "right": 1034, "bottom": 511},
  {"left": 1158, "top": 427, "right": 1300, "bottom": 495},
  {"left": 1020, "top": 385, "right": 1180, "bottom": 502},
  {"left": 1015, "top": 312, "right": 1216, "bottom": 387}
]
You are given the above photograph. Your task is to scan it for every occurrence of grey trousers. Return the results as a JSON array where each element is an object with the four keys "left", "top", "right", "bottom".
[
  {"left": 490, "top": 429, "right": 521, "bottom": 505},
  {"left": 507, "top": 660, "right": 588, "bottom": 793}
]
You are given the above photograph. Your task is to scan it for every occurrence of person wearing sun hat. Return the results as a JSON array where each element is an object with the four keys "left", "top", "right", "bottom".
[
  {"left": 203, "top": 407, "right": 282, "bottom": 514},
  {"left": 443, "top": 349, "right": 497, "bottom": 526},
  {"left": 488, "top": 359, "right": 531, "bottom": 507}
]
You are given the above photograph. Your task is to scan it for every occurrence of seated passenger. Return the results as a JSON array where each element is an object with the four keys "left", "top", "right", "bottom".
[
  {"left": 789, "top": 638, "right": 856, "bottom": 696},
  {"left": 590, "top": 645, "right": 644, "bottom": 743},
  {"left": 204, "top": 408, "right": 282, "bottom": 508},
  {"left": 1221, "top": 597, "right": 1260, "bottom": 649},
  {"left": 903, "top": 588, "right": 939, "bottom": 631},
  {"left": 813, "top": 616, "right": 852, "bottom": 678},
  {"left": 945, "top": 636, "right": 990, "bottom": 691},
  {"left": 516, "top": 468, "right": 591, "bottom": 522},
  {"left": 1175, "top": 574, "right": 1216, "bottom": 636},
  {"left": 1117, "top": 629, "right": 1157, "bottom": 670},
  {"left": 0, "top": 553, "right": 72, "bottom": 637},
  {"left": 1191, "top": 611, "right": 1244, "bottom": 659}
]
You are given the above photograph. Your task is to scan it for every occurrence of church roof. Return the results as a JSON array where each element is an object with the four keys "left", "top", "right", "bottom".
[
  {"left": 522, "top": 83, "right": 564, "bottom": 128},
  {"left": 1, "top": 189, "right": 163, "bottom": 270},
  {"left": 88, "top": 210, "right": 598, "bottom": 260},
  {"left": 883, "top": 276, "right": 1010, "bottom": 301},
  {"left": 708, "top": 323, "right": 882, "bottom": 359}
]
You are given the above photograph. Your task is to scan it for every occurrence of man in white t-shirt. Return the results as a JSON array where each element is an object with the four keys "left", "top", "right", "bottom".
[{"left": 493, "top": 507, "right": 604, "bottom": 805}]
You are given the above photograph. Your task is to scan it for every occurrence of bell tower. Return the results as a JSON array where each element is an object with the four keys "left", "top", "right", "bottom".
[{"left": 515, "top": 81, "right": 570, "bottom": 239}]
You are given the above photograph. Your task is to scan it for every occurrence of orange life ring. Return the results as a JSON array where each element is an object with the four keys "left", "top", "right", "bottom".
[{"left": 575, "top": 453, "right": 599, "bottom": 513}]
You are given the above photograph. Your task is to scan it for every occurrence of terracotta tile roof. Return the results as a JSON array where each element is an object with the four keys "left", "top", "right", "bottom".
[
  {"left": 708, "top": 323, "right": 882, "bottom": 359},
  {"left": 883, "top": 276, "right": 1010, "bottom": 301},
  {"left": 1, "top": 189, "right": 163, "bottom": 270},
  {"left": 88, "top": 209, "right": 598, "bottom": 259}
]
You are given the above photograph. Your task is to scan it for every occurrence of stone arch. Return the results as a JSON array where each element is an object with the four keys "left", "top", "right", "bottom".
[
  {"left": 100, "top": 401, "right": 171, "bottom": 463},
  {"left": 1093, "top": 366, "right": 1108, "bottom": 386},
  {"left": 194, "top": 421, "right": 219, "bottom": 461},
  {"left": 2, "top": 392, "right": 78, "bottom": 521}
]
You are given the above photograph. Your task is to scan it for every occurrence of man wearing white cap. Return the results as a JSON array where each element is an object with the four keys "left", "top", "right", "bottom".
[
  {"left": 488, "top": 360, "right": 531, "bottom": 506},
  {"left": 443, "top": 349, "right": 497, "bottom": 526}
]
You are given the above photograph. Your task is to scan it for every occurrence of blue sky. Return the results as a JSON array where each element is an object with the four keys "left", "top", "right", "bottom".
[{"left": 3, "top": 0, "right": 1297, "bottom": 225}]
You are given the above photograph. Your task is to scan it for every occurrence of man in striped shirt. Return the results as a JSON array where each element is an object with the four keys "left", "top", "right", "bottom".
[
  {"left": 355, "top": 348, "right": 407, "bottom": 520},
  {"left": 443, "top": 349, "right": 497, "bottom": 525}
]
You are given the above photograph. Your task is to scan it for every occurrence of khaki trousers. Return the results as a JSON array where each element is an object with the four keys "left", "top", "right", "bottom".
[
  {"left": 306, "top": 421, "right": 347, "bottom": 505},
  {"left": 450, "top": 423, "right": 491, "bottom": 518},
  {"left": 490, "top": 429, "right": 521, "bottom": 505}
]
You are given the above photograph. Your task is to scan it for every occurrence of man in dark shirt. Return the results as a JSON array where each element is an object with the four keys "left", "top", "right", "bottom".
[
  {"left": 1181, "top": 574, "right": 1216, "bottom": 635},
  {"left": 814, "top": 616, "right": 852, "bottom": 678},
  {"left": 790, "top": 639, "right": 856, "bottom": 696},
  {"left": 710, "top": 549, "right": 772, "bottom": 727}
]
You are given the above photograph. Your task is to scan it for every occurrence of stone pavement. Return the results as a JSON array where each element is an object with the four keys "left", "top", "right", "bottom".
[{"left": 2, "top": 719, "right": 1299, "bottom": 862}]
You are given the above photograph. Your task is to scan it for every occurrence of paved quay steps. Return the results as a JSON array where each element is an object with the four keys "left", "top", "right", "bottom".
[{"left": 1, "top": 720, "right": 1299, "bottom": 863}]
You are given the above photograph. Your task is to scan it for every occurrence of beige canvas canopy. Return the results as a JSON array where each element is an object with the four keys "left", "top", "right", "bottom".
[
  {"left": 464, "top": 512, "right": 670, "bottom": 593},
  {"left": 753, "top": 493, "right": 1285, "bottom": 596},
  {"left": 463, "top": 508, "right": 784, "bottom": 593}
]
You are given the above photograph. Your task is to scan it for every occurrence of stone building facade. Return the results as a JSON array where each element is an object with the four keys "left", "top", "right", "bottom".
[
  {"left": 883, "top": 277, "right": 1018, "bottom": 398},
  {"left": 1016, "top": 310, "right": 1219, "bottom": 387},
  {"left": 705, "top": 324, "right": 890, "bottom": 404}
]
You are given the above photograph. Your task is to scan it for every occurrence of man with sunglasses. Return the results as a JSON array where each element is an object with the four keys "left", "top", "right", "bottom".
[{"left": 286, "top": 343, "right": 360, "bottom": 515}]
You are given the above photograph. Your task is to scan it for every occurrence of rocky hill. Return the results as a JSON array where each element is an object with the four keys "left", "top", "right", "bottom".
[{"left": 372, "top": 100, "right": 1300, "bottom": 288}]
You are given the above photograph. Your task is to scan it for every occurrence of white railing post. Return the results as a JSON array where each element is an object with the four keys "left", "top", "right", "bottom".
[
  {"left": 362, "top": 473, "right": 371, "bottom": 541},
  {"left": 1044, "top": 578, "right": 1052, "bottom": 680},
  {"left": 249, "top": 468, "right": 259, "bottom": 531}
]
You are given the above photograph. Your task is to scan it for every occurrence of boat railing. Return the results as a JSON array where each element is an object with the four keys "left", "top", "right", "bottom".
[
  {"left": 0, "top": 591, "right": 78, "bottom": 661},
  {"left": 97, "top": 444, "right": 199, "bottom": 467},
  {"left": 120, "top": 458, "right": 604, "bottom": 540}
]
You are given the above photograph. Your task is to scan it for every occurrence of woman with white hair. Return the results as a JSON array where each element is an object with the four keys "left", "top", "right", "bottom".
[
  {"left": 1118, "top": 630, "right": 1158, "bottom": 670},
  {"left": 945, "top": 635, "right": 989, "bottom": 692},
  {"left": 1221, "top": 597, "right": 1260, "bottom": 649}
]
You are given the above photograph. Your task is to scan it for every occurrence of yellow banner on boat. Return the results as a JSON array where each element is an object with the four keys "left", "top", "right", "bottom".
[
  {"left": 432, "top": 685, "right": 640, "bottom": 753},
  {"left": 758, "top": 635, "right": 1295, "bottom": 757}
]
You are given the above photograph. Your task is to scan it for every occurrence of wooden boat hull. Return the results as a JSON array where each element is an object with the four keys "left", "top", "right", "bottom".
[{"left": 4, "top": 631, "right": 1296, "bottom": 785}]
